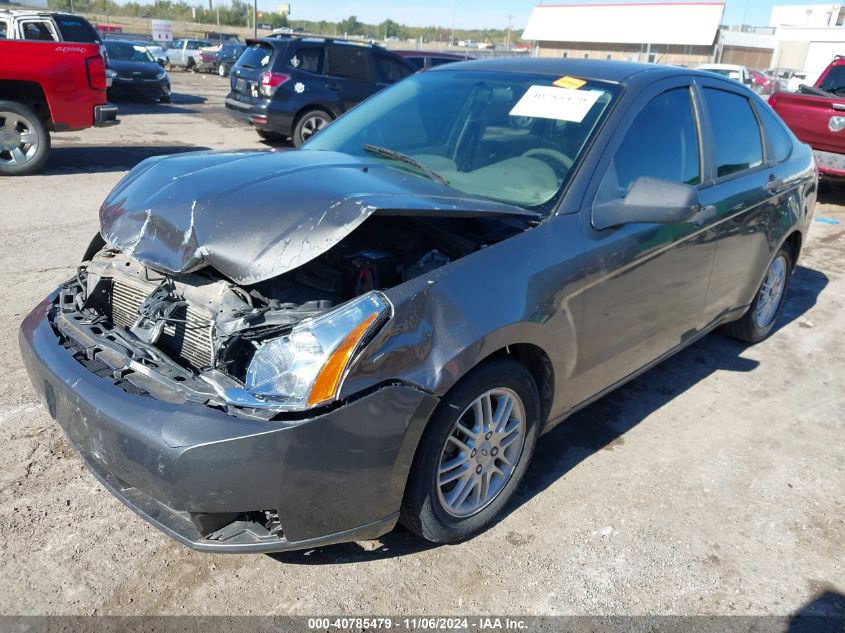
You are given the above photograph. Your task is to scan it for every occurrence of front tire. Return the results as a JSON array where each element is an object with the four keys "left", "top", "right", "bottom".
[
  {"left": 401, "top": 358, "right": 540, "bottom": 544},
  {"left": 0, "top": 101, "right": 50, "bottom": 176},
  {"left": 722, "top": 246, "right": 793, "bottom": 343}
]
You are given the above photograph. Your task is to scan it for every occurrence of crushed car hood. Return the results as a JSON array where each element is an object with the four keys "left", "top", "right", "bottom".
[{"left": 100, "top": 149, "right": 539, "bottom": 285}]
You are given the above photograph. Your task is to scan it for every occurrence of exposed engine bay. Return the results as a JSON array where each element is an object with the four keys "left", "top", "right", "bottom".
[{"left": 52, "top": 215, "right": 526, "bottom": 419}]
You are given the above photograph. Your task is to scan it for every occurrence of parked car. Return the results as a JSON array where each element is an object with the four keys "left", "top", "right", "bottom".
[
  {"left": 769, "top": 56, "right": 845, "bottom": 178},
  {"left": 197, "top": 42, "right": 247, "bottom": 76},
  {"left": 104, "top": 40, "right": 170, "bottom": 103},
  {"left": 0, "top": 39, "right": 117, "bottom": 175},
  {"left": 697, "top": 63, "right": 753, "bottom": 87},
  {"left": 165, "top": 38, "right": 212, "bottom": 71},
  {"left": 225, "top": 35, "right": 414, "bottom": 146},
  {"left": 20, "top": 59, "right": 815, "bottom": 552},
  {"left": 0, "top": 10, "right": 100, "bottom": 45},
  {"left": 749, "top": 69, "right": 776, "bottom": 95},
  {"left": 143, "top": 43, "right": 167, "bottom": 66},
  {"left": 766, "top": 68, "right": 810, "bottom": 92},
  {"left": 392, "top": 49, "right": 473, "bottom": 71}
]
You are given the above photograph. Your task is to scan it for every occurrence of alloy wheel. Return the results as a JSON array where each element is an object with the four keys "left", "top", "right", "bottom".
[
  {"left": 755, "top": 254, "right": 788, "bottom": 328},
  {"left": 300, "top": 115, "right": 328, "bottom": 141},
  {"left": 436, "top": 388, "right": 526, "bottom": 518},
  {"left": 0, "top": 111, "right": 39, "bottom": 169}
]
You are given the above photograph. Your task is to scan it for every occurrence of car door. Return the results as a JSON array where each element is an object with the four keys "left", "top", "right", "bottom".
[
  {"left": 694, "top": 78, "right": 791, "bottom": 320},
  {"left": 324, "top": 44, "right": 376, "bottom": 112},
  {"left": 571, "top": 78, "right": 717, "bottom": 401},
  {"left": 168, "top": 40, "right": 183, "bottom": 65}
]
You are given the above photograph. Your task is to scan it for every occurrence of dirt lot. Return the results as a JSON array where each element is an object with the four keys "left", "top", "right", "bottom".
[{"left": 0, "top": 72, "right": 842, "bottom": 617}]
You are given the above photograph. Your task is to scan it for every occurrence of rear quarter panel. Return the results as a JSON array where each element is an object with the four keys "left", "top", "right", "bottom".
[{"left": 0, "top": 40, "right": 106, "bottom": 130}]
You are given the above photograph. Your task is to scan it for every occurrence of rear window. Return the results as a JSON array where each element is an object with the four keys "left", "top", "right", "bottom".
[
  {"left": 402, "top": 56, "right": 425, "bottom": 71},
  {"left": 820, "top": 65, "right": 845, "bottom": 94},
  {"left": 54, "top": 15, "right": 99, "bottom": 43},
  {"left": 327, "top": 45, "right": 372, "bottom": 81},
  {"left": 237, "top": 42, "right": 274, "bottom": 70}
]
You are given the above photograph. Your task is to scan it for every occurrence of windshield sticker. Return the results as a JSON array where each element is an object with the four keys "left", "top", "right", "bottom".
[
  {"left": 291, "top": 55, "right": 300, "bottom": 68},
  {"left": 509, "top": 85, "right": 601, "bottom": 123},
  {"left": 553, "top": 76, "right": 586, "bottom": 90},
  {"left": 294, "top": 82, "right": 305, "bottom": 94}
]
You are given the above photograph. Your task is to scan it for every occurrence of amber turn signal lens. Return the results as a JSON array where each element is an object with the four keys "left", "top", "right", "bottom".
[{"left": 307, "top": 312, "right": 379, "bottom": 406}]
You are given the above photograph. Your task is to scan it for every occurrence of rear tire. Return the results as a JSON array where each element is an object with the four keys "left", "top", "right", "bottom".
[
  {"left": 0, "top": 101, "right": 50, "bottom": 176},
  {"left": 218, "top": 63, "right": 229, "bottom": 77},
  {"left": 722, "top": 246, "right": 793, "bottom": 343},
  {"left": 292, "top": 109, "right": 332, "bottom": 147},
  {"left": 400, "top": 358, "right": 540, "bottom": 544}
]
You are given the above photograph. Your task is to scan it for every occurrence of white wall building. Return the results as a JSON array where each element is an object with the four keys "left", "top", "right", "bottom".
[
  {"left": 769, "top": 4, "right": 845, "bottom": 28},
  {"left": 521, "top": 2, "right": 725, "bottom": 66}
]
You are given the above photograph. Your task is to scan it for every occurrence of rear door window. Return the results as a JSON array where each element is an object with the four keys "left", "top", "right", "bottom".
[
  {"left": 374, "top": 54, "right": 413, "bottom": 83},
  {"left": 702, "top": 88, "right": 763, "bottom": 177},
  {"left": 291, "top": 46, "right": 324, "bottom": 74},
  {"left": 327, "top": 45, "right": 372, "bottom": 81},
  {"left": 237, "top": 42, "right": 274, "bottom": 70},
  {"left": 597, "top": 86, "right": 701, "bottom": 203},
  {"left": 54, "top": 15, "right": 99, "bottom": 42},
  {"left": 0, "top": 19, "right": 9, "bottom": 39}
]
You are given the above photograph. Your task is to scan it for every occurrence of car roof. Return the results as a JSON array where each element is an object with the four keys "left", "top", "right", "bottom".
[
  {"left": 251, "top": 33, "right": 387, "bottom": 49},
  {"left": 699, "top": 63, "right": 745, "bottom": 70},
  {"left": 429, "top": 58, "right": 702, "bottom": 86}
]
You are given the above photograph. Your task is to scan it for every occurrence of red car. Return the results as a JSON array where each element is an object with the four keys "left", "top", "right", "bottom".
[
  {"left": 0, "top": 40, "right": 118, "bottom": 175},
  {"left": 769, "top": 56, "right": 845, "bottom": 178},
  {"left": 749, "top": 69, "right": 776, "bottom": 95}
]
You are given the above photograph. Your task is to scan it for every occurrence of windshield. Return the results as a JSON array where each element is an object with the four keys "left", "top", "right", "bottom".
[
  {"left": 304, "top": 70, "right": 618, "bottom": 212},
  {"left": 106, "top": 42, "right": 155, "bottom": 63}
]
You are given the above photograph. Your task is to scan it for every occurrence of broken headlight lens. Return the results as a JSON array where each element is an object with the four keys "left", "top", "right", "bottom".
[{"left": 244, "top": 292, "right": 390, "bottom": 409}]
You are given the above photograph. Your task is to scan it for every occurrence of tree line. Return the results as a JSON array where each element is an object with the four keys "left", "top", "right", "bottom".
[{"left": 47, "top": 0, "right": 514, "bottom": 43}]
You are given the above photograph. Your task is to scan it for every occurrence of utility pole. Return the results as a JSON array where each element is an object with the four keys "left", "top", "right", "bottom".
[
  {"left": 505, "top": 14, "right": 513, "bottom": 50},
  {"left": 253, "top": 0, "right": 257, "bottom": 37}
]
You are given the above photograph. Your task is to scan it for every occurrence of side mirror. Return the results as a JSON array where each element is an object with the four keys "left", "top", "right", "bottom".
[
  {"left": 592, "top": 176, "right": 701, "bottom": 230},
  {"left": 158, "top": 59, "right": 166, "bottom": 67}
]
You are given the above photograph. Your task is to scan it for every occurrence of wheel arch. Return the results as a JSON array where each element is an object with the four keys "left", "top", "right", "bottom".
[{"left": 0, "top": 81, "right": 52, "bottom": 127}]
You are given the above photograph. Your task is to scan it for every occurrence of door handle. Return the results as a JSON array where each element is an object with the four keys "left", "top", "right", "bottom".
[
  {"left": 691, "top": 204, "right": 717, "bottom": 228},
  {"left": 326, "top": 83, "right": 341, "bottom": 91},
  {"left": 765, "top": 175, "right": 783, "bottom": 194}
]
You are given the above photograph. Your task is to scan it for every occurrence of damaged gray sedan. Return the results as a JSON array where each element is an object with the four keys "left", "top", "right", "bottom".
[{"left": 20, "top": 59, "right": 816, "bottom": 552}]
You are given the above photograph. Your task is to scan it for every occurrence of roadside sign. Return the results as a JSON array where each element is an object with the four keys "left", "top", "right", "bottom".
[{"left": 151, "top": 19, "right": 173, "bottom": 42}]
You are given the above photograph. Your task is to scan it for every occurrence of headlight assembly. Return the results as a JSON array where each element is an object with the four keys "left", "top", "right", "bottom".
[{"left": 243, "top": 292, "right": 391, "bottom": 410}]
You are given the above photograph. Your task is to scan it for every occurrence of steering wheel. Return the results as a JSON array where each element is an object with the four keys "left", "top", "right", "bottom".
[{"left": 522, "top": 148, "right": 574, "bottom": 171}]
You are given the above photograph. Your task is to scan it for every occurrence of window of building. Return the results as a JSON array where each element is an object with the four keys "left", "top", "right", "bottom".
[{"left": 702, "top": 88, "right": 763, "bottom": 177}]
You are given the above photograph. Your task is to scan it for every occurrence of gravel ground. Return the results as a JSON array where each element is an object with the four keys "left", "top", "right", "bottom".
[{"left": 0, "top": 72, "right": 842, "bottom": 617}]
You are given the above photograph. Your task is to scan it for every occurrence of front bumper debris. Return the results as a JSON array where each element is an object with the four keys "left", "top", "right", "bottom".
[{"left": 19, "top": 293, "right": 439, "bottom": 552}]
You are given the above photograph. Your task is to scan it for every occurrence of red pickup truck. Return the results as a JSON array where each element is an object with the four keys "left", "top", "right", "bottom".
[
  {"left": 0, "top": 40, "right": 118, "bottom": 176},
  {"left": 769, "top": 57, "right": 845, "bottom": 178}
]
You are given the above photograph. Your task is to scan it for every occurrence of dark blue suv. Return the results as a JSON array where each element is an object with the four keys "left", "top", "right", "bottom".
[{"left": 225, "top": 35, "right": 414, "bottom": 146}]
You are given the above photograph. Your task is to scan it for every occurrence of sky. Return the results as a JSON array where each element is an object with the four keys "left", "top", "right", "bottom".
[{"left": 264, "top": 0, "right": 841, "bottom": 31}]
